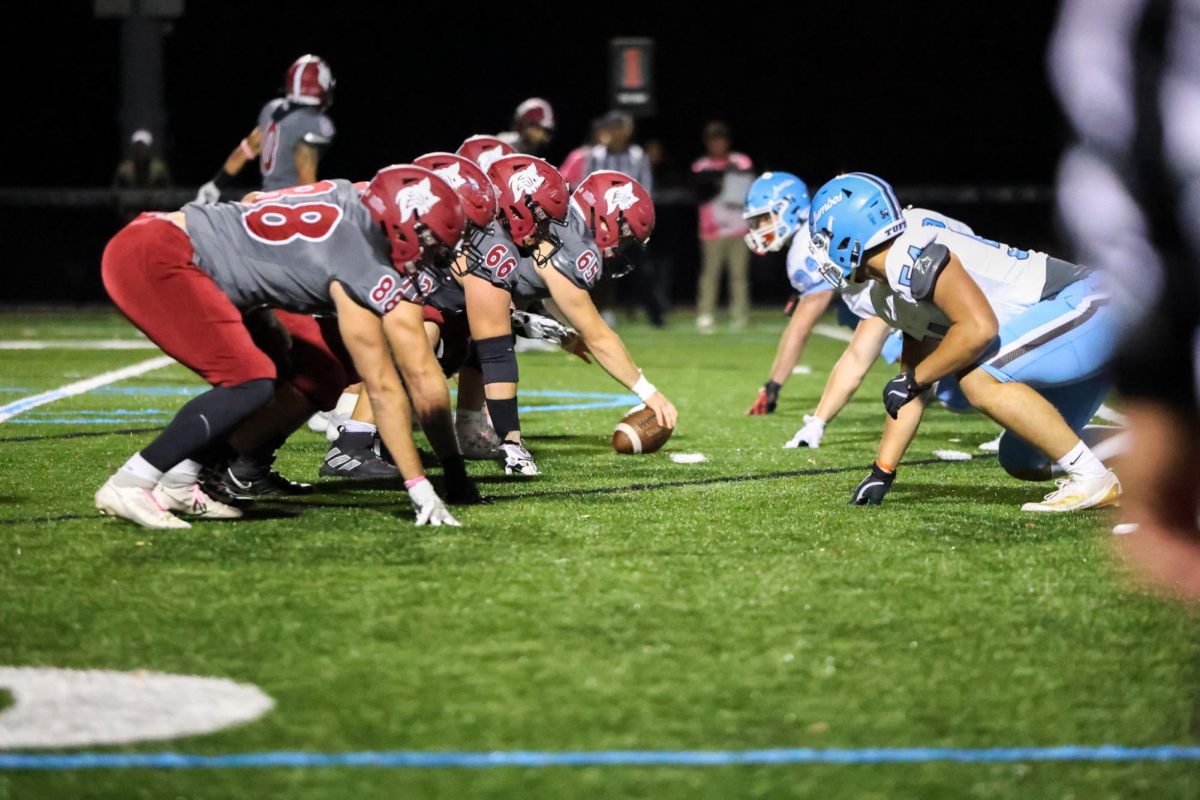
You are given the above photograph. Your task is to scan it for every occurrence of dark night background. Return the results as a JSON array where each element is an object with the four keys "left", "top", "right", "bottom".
[{"left": 1, "top": 1, "right": 1068, "bottom": 303}]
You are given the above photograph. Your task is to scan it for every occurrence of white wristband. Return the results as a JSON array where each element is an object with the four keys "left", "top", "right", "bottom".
[{"left": 632, "top": 372, "right": 657, "bottom": 402}]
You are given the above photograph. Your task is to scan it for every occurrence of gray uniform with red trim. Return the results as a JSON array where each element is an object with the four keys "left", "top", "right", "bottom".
[
  {"left": 473, "top": 207, "right": 603, "bottom": 303},
  {"left": 182, "top": 179, "right": 435, "bottom": 316},
  {"left": 257, "top": 98, "right": 335, "bottom": 191}
]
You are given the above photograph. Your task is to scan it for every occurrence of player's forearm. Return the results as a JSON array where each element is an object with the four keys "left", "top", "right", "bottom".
[
  {"left": 912, "top": 323, "right": 995, "bottom": 386},
  {"left": 876, "top": 393, "right": 926, "bottom": 467},
  {"left": 814, "top": 351, "right": 868, "bottom": 423},
  {"left": 767, "top": 295, "right": 829, "bottom": 385},
  {"left": 584, "top": 328, "right": 641, "bottom": 389},
  {"left": 366, "top": 381, "right": 423, "bottom": 480},
  {"left": 404, "top": 364, "right": 459, "bottom": 459}
]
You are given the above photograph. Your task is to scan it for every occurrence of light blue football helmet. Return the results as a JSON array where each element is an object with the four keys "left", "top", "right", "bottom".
[
  {"left": 808, "top": 172, "right": 906, "bottom": 288},
  {"left": 742, "top": 171, "right": 809, "bottom": 255}
]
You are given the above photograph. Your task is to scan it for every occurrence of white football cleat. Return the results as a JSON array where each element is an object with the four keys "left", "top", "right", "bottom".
[
  {"left": 95, "top": 479, "right": 191, "bottom": 529},
  {"left": 154, "top": 483, "right": 243, "bottom": 519},
  {"left": 1021, "top": 470, "right": 1122, "bottom": 513},
  {"left": 978, "top": 432, "right": 1003, "bottom": 452},
  {"left": 499, "top": 441, "right": 540, "bottom": 476},
  {"left": 455, "top": 412, "right": 502, "bottom": 460}
]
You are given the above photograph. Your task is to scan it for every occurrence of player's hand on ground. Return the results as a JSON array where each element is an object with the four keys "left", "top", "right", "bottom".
[
  {"left": 442, "top": 460, "right": 485, "bottom": 505},
  {"left": 849, "top": 462, "right": 895, "bottom": 506},
  {"left": 747, "top": 381, "right": 781, "bottom": 415},
  {"left": 560, "top": 332, "right": 592, "bottom": 364},
  {"left": 783, "top": 415, "right": 824, "bottom": 449},
  {"left": 512, "top": 309, "right": 571, "bottom": 343},
  {"left": 645, "top": 392, "right": 677, "bottom": 429},
  {"left": 196, "top": 181, "right": 222, "bottom": 205},
  {"left": 406, "top": 478, "right": 461, "bottom": 526},
  {"left": 882, "top": 372, "right": 925, "bottom": 419}
]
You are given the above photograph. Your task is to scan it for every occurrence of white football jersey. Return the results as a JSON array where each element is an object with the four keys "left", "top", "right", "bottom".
[
  {"left": 867, "top": 208, "right": 1055, "bottom": 340},
  {"left": 787, "top": 221, "right": 880, "bottom": 321}
]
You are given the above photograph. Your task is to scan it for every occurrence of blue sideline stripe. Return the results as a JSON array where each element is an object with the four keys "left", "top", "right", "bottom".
[{"left": 2, "top": 745, "right": 1199, "bottom": 770}]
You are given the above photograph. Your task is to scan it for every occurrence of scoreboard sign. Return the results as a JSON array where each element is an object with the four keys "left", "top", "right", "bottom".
[{"left": 610, "top": 38, "right": 655, "bottom": 116}]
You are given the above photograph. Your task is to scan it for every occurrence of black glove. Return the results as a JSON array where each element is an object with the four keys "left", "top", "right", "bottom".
[
  {"left": 850, "top": 462, "right": 896, "bottom": 506},
  {"left": 882, "top": 371, "right": 926, "bottom": 419},
  {"left": 747, "top": 381, "right": 781, "bottom": 415},
  {"left": 440, "top": 455, "right": 486, "bottom": 505}
]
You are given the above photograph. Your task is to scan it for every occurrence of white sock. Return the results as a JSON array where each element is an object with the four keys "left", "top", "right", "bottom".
[
  {"left": 112, "top": 453, "right": 163, "bottom": 489},
  {"left": 333, "top": 392, "right": 358, "bottom": 417},
  {"left": 1057, "top": 440, "right": 1108, "bottom": 480},
  {"left": 341, "top": 419, "right": 376, "bottom": 434},
  {"left": 159, "top": 459, "right": 201, "bottom": 490}
]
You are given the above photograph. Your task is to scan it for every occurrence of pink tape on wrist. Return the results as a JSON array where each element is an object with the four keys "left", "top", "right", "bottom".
[
  {"left": 239, "top": 138, "right": 255, "bottom": 159},
  {"left": 404, "top": 476, "right": 427, "bottom": 490}
]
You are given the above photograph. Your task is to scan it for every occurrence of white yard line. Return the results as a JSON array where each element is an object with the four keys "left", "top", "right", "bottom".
[
  {"left": 812, "top": 324, "right": 854, "bottom": 343},
  {"left": 0, "top": 339, "right": 155, "bottom": 350},
  {"left": 0, "top": 356, "right": 175, "bottom": 423}
]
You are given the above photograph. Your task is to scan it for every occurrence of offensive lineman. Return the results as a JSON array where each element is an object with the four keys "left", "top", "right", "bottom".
[
  {"left": 808, "top": 173, "right": 1120, "bottom": 512},
  {"left": 96, "top": 166, "right": 479, "bottom": 529},
  {"left": 462, "top": 156, "right": 678, "bottom": 475}
]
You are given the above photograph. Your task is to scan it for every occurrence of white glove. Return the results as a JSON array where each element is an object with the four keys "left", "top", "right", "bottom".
[
  {"left": 510, "top": 309, "right": 573, "bottom": 344},
  {"left": 784, "top": 415, "right": 825, "bottom": 449},
  {"left": 406, "top": 478, "right": 461, "bottom": 527},
  {"left": 196, "top": 181, "right": 222, "bottom": 205}
]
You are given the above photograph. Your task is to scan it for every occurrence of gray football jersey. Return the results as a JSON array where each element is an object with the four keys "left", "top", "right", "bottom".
[
  {"left": 257, "top": 99, "right": 336, "bottom": 191},
  {"left": 183, "top": 179, "right": 437, "bottom": 316},
  {"left": 473, "top": 208, "right": 603, "bottom": 302}
]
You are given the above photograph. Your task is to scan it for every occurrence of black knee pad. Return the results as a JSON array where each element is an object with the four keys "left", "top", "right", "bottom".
[{"left": 476, "top": 335, "right": 519, "bottom": 384}]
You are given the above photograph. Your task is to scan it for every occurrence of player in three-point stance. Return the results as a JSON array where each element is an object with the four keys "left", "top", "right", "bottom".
[
  {"left": 741, "top": 172, "right": 973, "bottom": 449},
  {"left": 461, "top": 155, "right": 678, "bottom": 476},
  {"left": 808, "top": 173, "right": 1120, "bottom": 512},
  {"left": 96, "top": 166, "right": 480, "bottom": 529}
]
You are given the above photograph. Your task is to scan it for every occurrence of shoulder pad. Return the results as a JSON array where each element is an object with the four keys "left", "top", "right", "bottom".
[{"left": 909, "top": 242, "right": 950, "bottom": 300}]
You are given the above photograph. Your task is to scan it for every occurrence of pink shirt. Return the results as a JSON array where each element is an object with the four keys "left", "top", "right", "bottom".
[{"left": 692, "top": 152, "right": 754, "bottom": 240}]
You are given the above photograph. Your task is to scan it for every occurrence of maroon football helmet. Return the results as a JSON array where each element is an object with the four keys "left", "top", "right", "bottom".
[
  {"left": 456, "top": 135, "right": 516, "bottom": 174},
  {"left": 285, "top": 55, "right": 335, "bottom": 108},
  {"left": 571, "top": 171, "right": 655, "bottom": 277},
  {"left": 487, "top": 155, "right": 569, "bottom": 263},
  {"left": 414, "top": 152, "right": 497, "bottom": 274},
  {"left": 360, "top": 165, "right": 465, "bottom": 273}
]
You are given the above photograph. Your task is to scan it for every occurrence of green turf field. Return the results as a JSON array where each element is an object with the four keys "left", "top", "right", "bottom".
[{"left": 1, "top": 308, "right": 1197, "bottom": 799}]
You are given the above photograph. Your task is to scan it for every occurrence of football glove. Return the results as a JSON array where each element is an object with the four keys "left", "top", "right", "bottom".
[
  {"left": 196, "top": 181, "right": 222, "bottom": 205},
  {"left": 850, "top": 462, "right": 896, "bottom": 506},
  {"left": 440, "top": 455, "right": 485, "bottom": 505},
  {"left": 747, "top": 381, "right": 781, "bottom": 415},
  {"left": 882, "top": 371, "right": 927, "bottom": 419},
  {"left": 406, "top": 478, "right": 461, "bottom": 526},
  {"left": 511, "top": 309, "right": 573, "bottom": 344},
  {"left": 783, "top": 415, "right": 825, "bottom": 448}
]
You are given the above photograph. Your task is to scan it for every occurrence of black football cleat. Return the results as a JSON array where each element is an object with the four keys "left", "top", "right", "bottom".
[
  {"left": 203, "top": 462, "right": 314, "bottom": 502},
  {"left": 319, "top": 430, "right": 401, "bottom": 480}
]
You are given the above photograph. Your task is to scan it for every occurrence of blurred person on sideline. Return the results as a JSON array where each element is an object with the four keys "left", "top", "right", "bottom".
[
  {"left": 1051, "top": 0, "right": 1200, "bottom": 597},
  {"left": 499, "top": 98, "right": 555, "bottom": 157},
  {"left": 112, "top": 129, "right": 172, "bottom": 222},
  {"left": 578, "top": 111, "right": 657, "bottom": 327},
  {"left": 561, "top": 117, "right": 606, "bottom": 188},
  {"left": 692, "top": 122, "right": 754, "bottom": 332}
]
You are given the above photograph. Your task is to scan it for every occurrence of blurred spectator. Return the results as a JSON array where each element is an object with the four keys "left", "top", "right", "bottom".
[
  {"left": 561, "top": 117, "right": 606, "bottom": 188},
  {"left": 578, "top": 112, "right": 659, "bottom": 326},
  {"left": 692, "top": 121, "right": 754, "bottom": 332},
  {"left": 112, "top": 129, "right": 172, "bottom": 222},
  {"left": 499, "top": 97, "right": 555, "bottom": 157}
]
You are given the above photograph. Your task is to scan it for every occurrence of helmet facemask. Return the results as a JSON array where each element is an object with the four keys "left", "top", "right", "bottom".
[
  {"left": 743, "top": 201, "right": 797, "bottom": 255},
  {"left": 452, "top": 221, "right": 491, "bottom": 277}
]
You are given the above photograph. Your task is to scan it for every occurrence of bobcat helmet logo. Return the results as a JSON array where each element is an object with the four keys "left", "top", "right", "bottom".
[
  {"left": 604, "top": 182, "right": 639, "bottom": 214},
  {"left": 508, "top": 163, "right": 545, "bottom": 200},
  {"left": 394, "top": 178, "right": 440, "bottom": 223},
  {"left": 433, "top": 162, "right": 465, "bottom": 190},
  {"left": 477, "top": 146, "right": 506, "bottom": 173}
]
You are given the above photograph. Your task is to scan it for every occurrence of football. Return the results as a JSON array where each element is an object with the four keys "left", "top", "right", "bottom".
[{"left": 612, "top": 404, "right": 672, "bottom": 454}]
